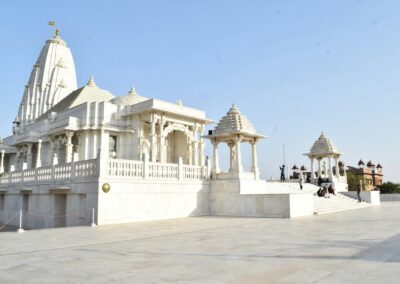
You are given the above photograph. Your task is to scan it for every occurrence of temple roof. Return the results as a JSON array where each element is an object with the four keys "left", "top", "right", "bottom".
[
  {"left": 304, "top": 132, "right": 341, "bottom": 158},
  {"left": 37, "top": 77, "right": 114, "bottom": 121},
  {"left": 110, "top": 87, "right": 148, "bottom": 106},
  {"left": 210, "top": 105, "right": 265, "bottom": 139},
  {"left": 16, "top": 28, "right": 77, "bottom": 127}
]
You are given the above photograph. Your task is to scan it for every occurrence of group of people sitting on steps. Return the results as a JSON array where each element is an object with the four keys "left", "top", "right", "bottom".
[
  {"left": 316, "top": 176, "right": 335, "bottom": 198},
  {"left": 316, "top": 185, "right": 335, "bottom": 198}
]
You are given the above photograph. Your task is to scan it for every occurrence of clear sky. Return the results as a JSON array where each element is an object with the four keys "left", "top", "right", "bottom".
[{"left": 0, "top": 0, "right": 399, "bottom": 182}]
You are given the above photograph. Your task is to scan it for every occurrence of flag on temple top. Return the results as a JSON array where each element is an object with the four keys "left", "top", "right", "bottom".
[{"left": 48, "top": 21, "right": 55, "bottom": 26}]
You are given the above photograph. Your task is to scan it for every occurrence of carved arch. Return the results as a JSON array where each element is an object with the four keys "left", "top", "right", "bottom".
[{"left": 162, "top": 123, "right": 194, "bottom": 142}]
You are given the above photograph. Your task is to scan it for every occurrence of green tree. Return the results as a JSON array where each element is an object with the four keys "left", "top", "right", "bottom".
[
  {"left": 347, "top": 172, "right": 366, "bottom": 191},
  {"left": 378, "top": 182, "right": 400, "bottom": 194}
]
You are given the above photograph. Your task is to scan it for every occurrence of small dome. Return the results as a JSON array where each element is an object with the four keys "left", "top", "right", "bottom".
[
  {"left": 377, "top": 163, "right": 382, "bottom": 169},
  {"left": 358, "top": 159, "right": 365, "bottom": 166},
  {"left": 110, "top": 86, "right": 148, "bottom": 106},
  {"left": 307, "top": 132, "right": 339, "bottom": 156},
  {"left": 367, "top": 160, "right": 375, "bottom": 167},
  {"left": 292, "top": 164, "right": 298, "bottom": 170},
  {"left": 300, "top": 165, "right": 307, "bottom": 171},
  {"left": 214, "top": 104, "right": 257, "bottom": 136}
]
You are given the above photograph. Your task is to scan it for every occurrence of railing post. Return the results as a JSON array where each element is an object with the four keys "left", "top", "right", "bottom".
[
  {"left": 71, "top": 159, "right": 76, "bottom": 180},
  {"left": 143, "top": 153, "right": 149, "bottom": 179},
  {"left": 97, "top": 149, "right": 109, "bottom": 178},
  {"left": 206, "top": 156, "right": 211, "bottom": 178},
  {"left": 51, "top": 164, "right": 55, "bottom": 182},
  {"left": 178, "top": 157, "right": 183, "bottom": 180}
]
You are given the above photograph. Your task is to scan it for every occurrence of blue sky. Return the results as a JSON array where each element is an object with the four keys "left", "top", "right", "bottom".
[{"left": 0, "top": 0, "right": 399, "bottom": 182}]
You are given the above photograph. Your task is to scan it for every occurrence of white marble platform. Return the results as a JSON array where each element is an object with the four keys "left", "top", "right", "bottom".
[{"left": 1, "top": 202, "right": 400, "bottom": 283}]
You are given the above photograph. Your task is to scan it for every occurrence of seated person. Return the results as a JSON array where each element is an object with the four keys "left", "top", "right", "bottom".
[
  {"left": 323, "top": 187, "right": 329, "bottom": 198},
  {"left": 317, "top": 187, "right": 324, "bottom": 197},
  {"left": 328, "top": 184, "right": 335, "bottom": 195}
]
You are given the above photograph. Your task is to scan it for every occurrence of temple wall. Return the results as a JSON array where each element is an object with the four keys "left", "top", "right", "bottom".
[
  {"left": 97, "top": 178, "right": 210, "bottom": 225},
  {"left": 0, "top": 180, "right": 98, "bottom": 229},
  {"left": 210, "top": 178, "right": 314, "bottom": 218}
]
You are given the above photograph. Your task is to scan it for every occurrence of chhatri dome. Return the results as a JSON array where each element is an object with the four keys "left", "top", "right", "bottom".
[
  {"left": 305, "top": 132, "right": 341, "bottom": 158},
  {"left": 213, "top": 104, "right": 261, "bottom": 138},
  {"left": 16, "top": 28, "right": 77, "bottom": 129}
]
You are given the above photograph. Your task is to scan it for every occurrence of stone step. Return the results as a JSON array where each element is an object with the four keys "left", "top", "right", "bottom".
[{"left": 313, "top": 193, "right": 371, "bottom": 214}]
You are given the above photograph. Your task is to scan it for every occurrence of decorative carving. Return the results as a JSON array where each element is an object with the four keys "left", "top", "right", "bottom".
[{"left": 162, "top": 123, "right": 194, "bottom": 142}]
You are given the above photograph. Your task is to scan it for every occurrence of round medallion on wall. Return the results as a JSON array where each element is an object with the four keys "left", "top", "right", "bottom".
[{"left": 102, "top": 183, "right": 110, "bottom": 193}]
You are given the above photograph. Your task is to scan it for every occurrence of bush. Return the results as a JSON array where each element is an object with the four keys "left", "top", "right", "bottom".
[
  {"left": 347, "top": 172, "right": 366, "bottom": 191},
  {"left": 379, "top": 182, "right": 400, "bottom": 194}
]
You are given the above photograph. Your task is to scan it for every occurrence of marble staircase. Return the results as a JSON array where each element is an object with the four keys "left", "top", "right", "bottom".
[{"left": 313, "top": 193, "right": 370, "bottom": 215}]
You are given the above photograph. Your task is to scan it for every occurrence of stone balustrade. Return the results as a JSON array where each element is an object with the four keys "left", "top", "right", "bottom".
[
  {"left": 0, "top": 158, "right": 209, "bottom": 186},
  {"left": 0, "top": 159, "right": 98, "bottom": 185},
  {"left": 107, "top": 158, "right": 209, "bottom": 181}
]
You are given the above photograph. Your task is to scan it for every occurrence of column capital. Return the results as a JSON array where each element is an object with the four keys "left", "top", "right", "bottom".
[
  {"left": 211, "top": 138, "right": 219, "bottom": 146},
  {"left": 233, "top": 135, "right": 243, "bottom": 143},
  {"left": 65, "top": 131, "right": 74, "bottom": 139}
]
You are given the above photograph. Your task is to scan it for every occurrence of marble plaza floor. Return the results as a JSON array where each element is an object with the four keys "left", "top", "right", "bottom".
[{"left": 1, "top": 203, "right": 400, "bottom": 283}]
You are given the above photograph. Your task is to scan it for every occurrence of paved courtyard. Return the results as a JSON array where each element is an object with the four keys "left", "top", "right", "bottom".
[{"left": 1, "top": 203, "right": 400, "bottom": 283}]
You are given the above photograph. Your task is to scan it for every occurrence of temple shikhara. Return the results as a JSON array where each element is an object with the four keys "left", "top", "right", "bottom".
[{"left": 0, "top": 29, "right": 380, "bottom": 229}]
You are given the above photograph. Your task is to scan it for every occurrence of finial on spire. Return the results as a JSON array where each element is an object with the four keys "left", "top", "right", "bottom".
[
  {"left": 87, "top": 76, "right": 96, "bottom": 87},
  {"left": 128, "top": 86, "right": 137, "bottom": 96},
  {"left": 229, "top": 104, "right": 239, "bottom": 114},
  {"left": 48, "top": 21, "right": 59, "bottom": 37}
]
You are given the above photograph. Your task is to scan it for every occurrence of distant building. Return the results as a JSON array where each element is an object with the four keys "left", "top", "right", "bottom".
[{"left": 347, "top": 160, "right": 383, "bottom": 191}]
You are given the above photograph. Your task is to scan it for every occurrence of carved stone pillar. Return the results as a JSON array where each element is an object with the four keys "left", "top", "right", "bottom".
[
  {"left": 188, "top": 137, "right": 193, "bottom": 165},
  {"left": 250, "top": 139, "right": 259, "bottom": 178},
  {"left": 234, "top": 135, "right": 243, "bottom": 173},
  {"left": 199, "top": 124, "right": 205, "bottom": 166},
  {"left": 228, "top": 142, "right": 235, "bottom": 172},
  {"left": 66, "top": 131, "right": 74, "bottom": 163},
  {"left": 26, "top": 143, "right": 33, "bottom": 169},
  {"left": 158, "top": 118, "right": 165, "bottom": 163},
  {"left": 36, "top": 139, "right": 42, "bottom": 168},
  {"left": 328, "top": 157, "right": 333, "bottom": 180},
  {"left": 335, "top": 158, "right": 340, "bottom": 178},
  {"left": 317, "top": 158, "right": 322, "bottom": 177},
  {"left": 0, "top": 150, "right": 4, "bottom": 173},
  {"left": 310, "top": 158, "right": 315, "bottom": 179},
  {"left": 212, "top": 139, "right": 220, "bottom": 174},
  {"left": 192, "top": 124, "right": 199, "bottom": 166},
  {"left": 150, "top": 114, "right": 157, "bottom": 162}
]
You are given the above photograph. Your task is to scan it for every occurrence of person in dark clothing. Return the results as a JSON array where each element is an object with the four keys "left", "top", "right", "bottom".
[
  {"left": 279, "top": 165, "right": 285, "bottom": 182},
  {"left": 318, "top": 176, "right": 323, "bottom": 186},
  {"left": 328, "top": 184, "right": 335, "bottom": 195},
  {"left": 356, "top": 184, "right": 362, "bottom": 202}
]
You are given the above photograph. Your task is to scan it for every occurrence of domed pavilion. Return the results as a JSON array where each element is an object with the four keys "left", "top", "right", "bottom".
[
  {"left": 206, "top": 104, "right": 266, "bottom": 179},
  {"left": 304, "top": 132, "right": 348, "bottom": 190}
]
